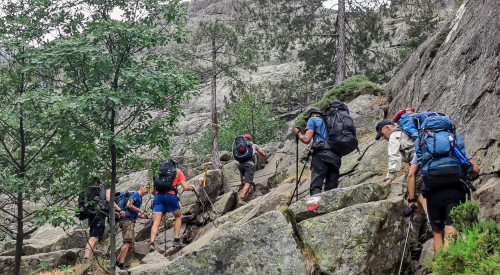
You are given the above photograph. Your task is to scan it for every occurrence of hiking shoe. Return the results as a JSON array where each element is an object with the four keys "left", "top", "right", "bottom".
[
  {"left": 149, "top": 243, "right": 155, "bottom": 252},
  {"left": 173, "top": 240, "right": 186, "bottom": 248}
]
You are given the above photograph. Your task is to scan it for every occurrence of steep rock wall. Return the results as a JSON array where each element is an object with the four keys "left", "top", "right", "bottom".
[{"left": 386, "top": 0, "right": 500, "bottom": 179}]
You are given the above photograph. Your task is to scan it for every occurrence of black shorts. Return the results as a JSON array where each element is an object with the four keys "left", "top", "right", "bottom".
[
  {"left": 426, "top": 187, "right": 467, "bottom": 231},
  {"left": 238, "top": 162, "right": 255, "bottom": 184},
  {"left": 88, "top": 212, "right": 107, "bottom": 240}
]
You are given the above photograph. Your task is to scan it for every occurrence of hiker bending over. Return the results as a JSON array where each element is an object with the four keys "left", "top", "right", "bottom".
[
  {"left": 82, "top": 179, "right": 124, "bottom": 260},
  {"left": 408, "top": 116, "right": 480, "bottom": 252},
  {"left": 293, "top": 107, "right": 341, "bottom": 195},
  {"left": 115, "top": 183, "right": 149, "bottom": 270},
  {"left": 375, "top": 120, "right": 428, "bottom": 213},
  {"left": 233, "top": 134, "right": 266, "bottom": 201},
  {"left": 150, "top": 159, "right": 195, "bottom": 252}
]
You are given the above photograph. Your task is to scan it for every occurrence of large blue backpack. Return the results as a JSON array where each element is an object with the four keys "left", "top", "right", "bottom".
[
  {"left": 415, "top": 116, "right": 473, "bottom": 191},
  {"left": 114, "top": 191, "right": 140, "bottom": 220},
  {"left": 394, "top": 109, "right": 445, "bottom": 141},
  {"left": 232, "top": 135, "right": 254, "bottom": 163}
]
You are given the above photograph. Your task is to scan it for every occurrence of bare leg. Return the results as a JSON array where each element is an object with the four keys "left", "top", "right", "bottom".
[
  {"left": 443, "top": 225, "right": 457, "bottom": 251},
  {"left": 418, "top": 194, "right": 428, "bottom": 215},
  {"left": 150, "top": 212, "right": 163, "bottom": 243},
  {"left": 241, "top": 182, "right": 252, "bottom": 199},
  {"left": 433, "top": 230, "right": 444, "bottom": 253},
  {"left": 172, "top": 209, "right": 182, "bottom": 238},
  {"left": 84, "top": 237, "right": 98, "bottom": 259},
  {"left": 117, "top": 243, "right": 133, "bottom": 264}
]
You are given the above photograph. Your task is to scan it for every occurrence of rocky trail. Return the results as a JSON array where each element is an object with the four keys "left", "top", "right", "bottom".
[{"left": 1, "top": 0, "right": 500, "bottom": 274}]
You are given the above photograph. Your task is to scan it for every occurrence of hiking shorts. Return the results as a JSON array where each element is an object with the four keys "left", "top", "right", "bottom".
[
  {"left": 88, "top": 212, "right": 107, "bottom": 240},
  {"left": 426, "top": 187, "right": 467, "bottom": 231},
  {"left": 153, "top": 193, "right": 181, "bottom": 213},
  {"left": 238, "top": 162, "right": 255, "bottom": 184},
  {"left": 119, "top": 220, "right": 135, "bottom": 243}
]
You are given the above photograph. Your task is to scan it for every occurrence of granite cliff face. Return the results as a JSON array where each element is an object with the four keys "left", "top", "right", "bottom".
[{"left": 386, "top": 0, "right": 500, "bottom": 187}]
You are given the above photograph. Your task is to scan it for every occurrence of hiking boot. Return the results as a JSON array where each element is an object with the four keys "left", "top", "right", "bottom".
[
  {"left": 149, "top": 243, "right": 155, "bottom": 252},
  {"left": 173, "top": 240, "right": 186, "bottom": 248}
]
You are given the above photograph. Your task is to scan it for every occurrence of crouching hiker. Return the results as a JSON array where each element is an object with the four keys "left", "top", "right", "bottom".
[
  {"left": 408, "top": 116, "right": 480, "bottom": 252},
  {"left": 150, "top": 159, "right": 195, "bottom": 252},
  {"left": 294, "top": 102, "right": 356, "bottom": 195},
  {"left": 233, "top": 134, "right": 266, "bottom": 200},
  {"left": 115, "top": 183, "right": 149, "bottom": 270}
]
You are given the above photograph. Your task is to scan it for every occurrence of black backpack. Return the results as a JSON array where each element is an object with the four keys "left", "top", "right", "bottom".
[
  {"left": 322, "top": 100, "right": 359, "bottom": 156},
  {"left": 77, "top": 186, "right": 108, "bottom": 220},
  {"left": 232, "top": 135, "right": 254, "bottom": 163},
  {"left": 154, "top": 160, "right": 178, "bottom": 194}
]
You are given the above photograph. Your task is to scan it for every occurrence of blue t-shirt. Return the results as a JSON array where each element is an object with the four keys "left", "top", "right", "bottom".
[
  {"left": 125, "top": 191, "right": 142, "bottom": 222},
  {"left": 306, "top": 117, "right": 329, "bottom": 143}
]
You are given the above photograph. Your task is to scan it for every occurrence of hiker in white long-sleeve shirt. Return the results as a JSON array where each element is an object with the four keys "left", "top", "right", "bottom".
[{"left": 375, "top": 120, "right": 415, "bottom": 183}]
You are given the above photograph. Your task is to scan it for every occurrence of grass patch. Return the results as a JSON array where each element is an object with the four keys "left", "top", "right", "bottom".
[{"left": 296, "top": 75, "right": 384, "bottom": 130}]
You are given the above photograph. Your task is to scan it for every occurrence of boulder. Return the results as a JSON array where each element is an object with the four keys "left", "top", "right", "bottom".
[
  {"left": 0, "top": 248, "right": 81, "bottom": 275},
  {"left": 296, "top": 197, "right": 407, "bottom": 274},
  {"left": 213, "top": 191, "right": 237, "bottom": 215},
  {"left": 473, "top": 177, "right": 500, "bottom": 222},
  {"left": 129, "top": 262, "right": 171, "bottom": 275},
  {"left": 13, "top": 225, "right": 86, "bottom": 256},
  {"left": 288, "top": 181, "right": 392, "bottom": 222},
  {"left": 219, "top": 151, "right": 233, "bottom": 161},
  {"left": 222, "top": 161, "right": 241, "bottom": 193},
  {"left": 141, "top": 250, "right": 168, "bottom": 264},
  {"left": 165, "top": 211, "right": 307, "bottom": 274},
  {"left": 178, "top": 170, "right": 223, "bottom": 207},
  {"left": 347, "top": 94, "right": 385, "bottom": 137},
  {"left": 133, "top": 241, "right": 151, "bottom": 260},
  {"left": 339, "top": 139, "right": 388, "bottom": 188},
  {"left": 415, "top": 238, "right": 434, "bottom": 275}
]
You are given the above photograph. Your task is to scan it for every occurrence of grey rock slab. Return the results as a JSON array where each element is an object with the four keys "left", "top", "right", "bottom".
[
  {"left": 166, "top": 210, "right": 306, "bottom": 275},
  {"left": 0, "top": 248, "right": 81, "bottom": 275},
  {"left": 141, "top": 250, "right": 168, "bottom": 265},
  {"left": 386, "top": 0, "right": 500, "bottom": 172},
  {"left": 473, "top": 177, "right": 500, "bottom": 222},
  {"left": 213, "top": 191, "right": 236, "bottom": 215},
  {"left": 288, "top": 181, "right": 392, "bottom": 223},
  {"left": 297, "top": 197, "right": 407, "bottom": 274}
]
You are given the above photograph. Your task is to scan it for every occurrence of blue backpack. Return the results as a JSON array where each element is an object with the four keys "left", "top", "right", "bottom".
[
  {"left": 114, "top": 191, "right": 139, "bottom": 220},
  {"left": 415, "top": 116, "right": 473, "bottom": 191},
  {"left": 394, "top": 109, "right": 445, "bottom": 141}
]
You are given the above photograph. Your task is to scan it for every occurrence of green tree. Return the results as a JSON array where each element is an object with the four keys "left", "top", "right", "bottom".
[
  {"left": 182, "top": 20, "right": 264, "bottom": 169},
  {"left": 39, "top": 0, "right": 198, "bottom": 274},
  {"left": 197, "top": 91, "right": 283, "bottom": 155},
  {"left": 237, "top": 0, "right": 392, "bottom": 87},
  {"left": 0, "top": 1, "right": 88, "bottom": 274}
]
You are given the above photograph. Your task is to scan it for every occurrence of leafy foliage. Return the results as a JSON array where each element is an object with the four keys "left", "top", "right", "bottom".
[
  {"left": 295, "top": 75, "right": 384, "bottom": 129},
  {"left": 195, "top": 92, "right": 284, "bottom": 155},
  {"left": 428, "top": 201, "right": 500, "bottom": 274}
]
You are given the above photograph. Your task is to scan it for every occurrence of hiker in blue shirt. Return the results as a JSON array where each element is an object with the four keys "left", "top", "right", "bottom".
[
  {"left": 293, "top": 107, "right": 341, "bottom": 195},
  {"left": 116, "top": 183, "right": 149, "bottom": 270}
]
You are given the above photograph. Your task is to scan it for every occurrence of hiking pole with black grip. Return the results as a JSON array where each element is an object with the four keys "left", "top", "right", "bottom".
[
  {"left": 398, "top": 204, "right": 417, "bottom": 275},
  {"left": 295, "top": 127, "right": 300, "bottom": 203},
  {"left": 287, "top": 151, "right": 312, "bottom": 207},
  {"left": 192, "top": 189, "right": 218, "bottom": 228}
]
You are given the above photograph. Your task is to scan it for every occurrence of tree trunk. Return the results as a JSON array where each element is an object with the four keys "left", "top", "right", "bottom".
[
  {"left": 335, "top": 0, "right": 347, "bottom": 85},
  {"left": 13, "top": 116, "right": 25, "bottom": 275},
  {"left": 13, "top": 192, "right": 23, "bottom": 275},
  {"left": 211, "top": 39, "right": 221, "bottom": 169},
  {"left": 109, "top": 109, "right": 117, "bottom": 275}
]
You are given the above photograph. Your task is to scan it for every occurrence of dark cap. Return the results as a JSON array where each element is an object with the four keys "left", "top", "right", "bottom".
[
  {"left": 375, "top": 120, "right": 392, "bottom": 140},
  {"left": 304, "top": 107, "right": 322, "bottom": 121}
]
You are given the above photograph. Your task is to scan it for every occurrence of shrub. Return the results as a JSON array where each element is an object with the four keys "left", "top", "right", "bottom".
[
  {"left": 295, "top": 75, "right": 384, "bottom": 130},
  {"left": 428, "top": 201, "right": 500, "bottom": 274}
]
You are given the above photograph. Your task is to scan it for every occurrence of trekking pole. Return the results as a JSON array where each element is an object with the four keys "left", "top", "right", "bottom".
[
  {"left": 287, "top": 152, "right": 311, "bottom": 207},
  {"left": 398, "top": 204, "right": 417, "bottom": 275},
  {"left": 295, "top": 128, "right": 300, "bottom": 203},
  {"left": 192, "top": 189, "right": 218, "bottom": 228}
]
